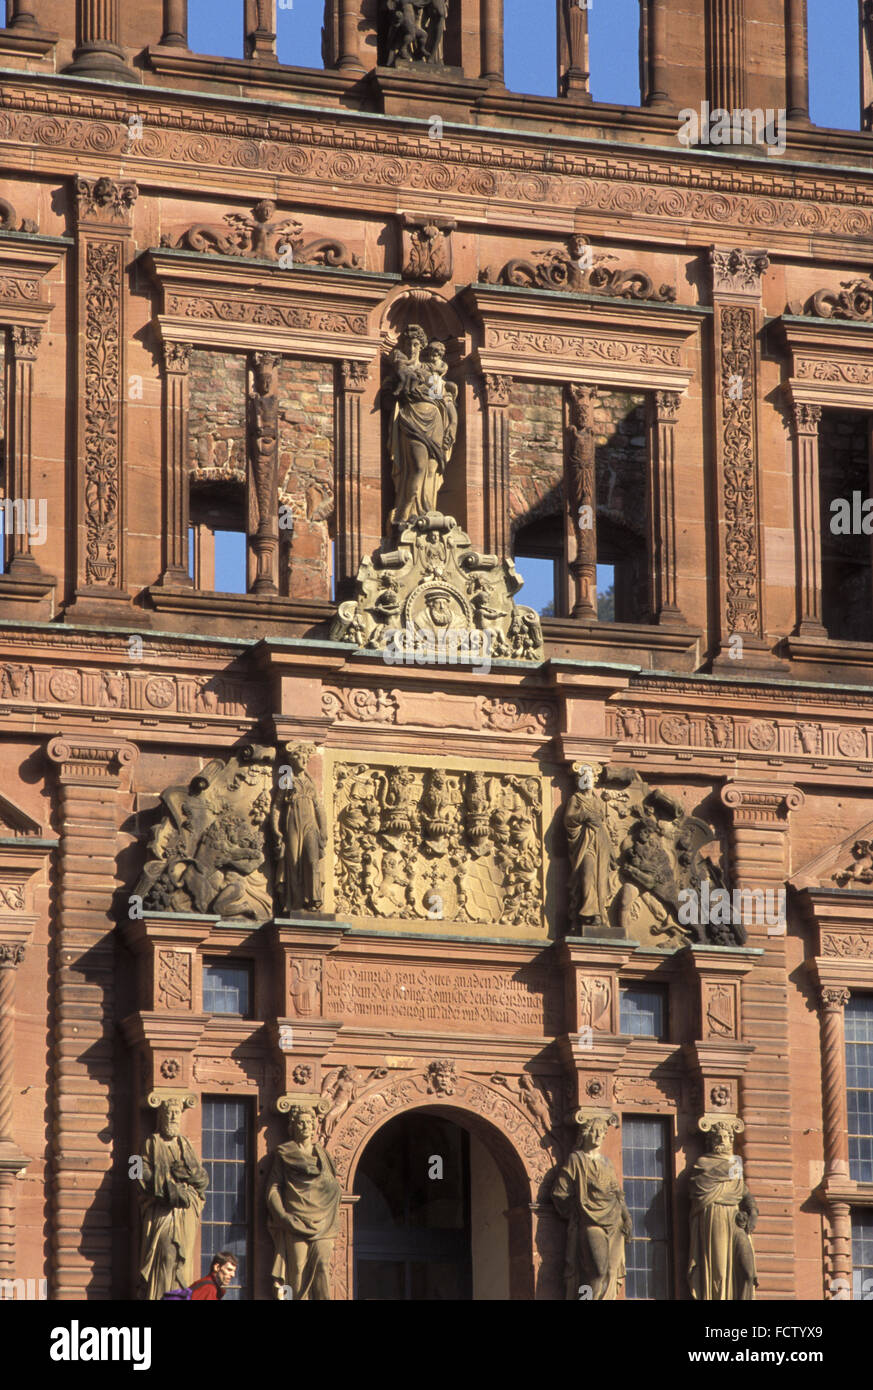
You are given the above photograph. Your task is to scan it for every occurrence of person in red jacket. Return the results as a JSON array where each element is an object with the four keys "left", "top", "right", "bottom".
[{"left": 189, "top": 1253, "right": 237, "bottom": 1300}]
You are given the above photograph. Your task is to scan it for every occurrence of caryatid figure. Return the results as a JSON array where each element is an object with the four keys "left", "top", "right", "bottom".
[
  {"left": 271, "top": 743, "right": 328, "bottom": 912},
  {"left": 266, "top": 1105, "right": 342, "bottom": 1300},
  {"left": 688, "top": 1116, "right": 758, "bottom": 1300},
  {"left": 552, "top": 1111, "right": 633, "bottom": 1300},
  {"left": 137, "top": 1096, "right": 209, "bottom": 1300}
]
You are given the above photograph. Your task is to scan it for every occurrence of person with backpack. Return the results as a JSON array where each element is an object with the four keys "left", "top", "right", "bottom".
[{"left": 162, "top": 1253, "right": 238, "bottom": 1301}]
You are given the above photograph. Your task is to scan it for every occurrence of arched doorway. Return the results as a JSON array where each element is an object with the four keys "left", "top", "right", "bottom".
[{"left": 352, "top": 1110, "right": 511, "bottom": 1300}]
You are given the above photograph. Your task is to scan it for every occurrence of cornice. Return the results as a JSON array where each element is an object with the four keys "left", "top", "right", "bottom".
[{"left": 3, "top": 80, "right": 873, "bottom": 250}]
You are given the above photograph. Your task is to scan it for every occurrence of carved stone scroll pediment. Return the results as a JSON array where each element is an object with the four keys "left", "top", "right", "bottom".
[
  {"left": 160, "top": 199, "right": 360, "bottom": 269},
  {"left": 792, "top": 277, "right": 873, "bottom": 322},
  {"left": 331, "top": 511, "right": 545, "bottom": 663},
  {"left": 481, "top": 235, "right": 675, "bottom": 304}
]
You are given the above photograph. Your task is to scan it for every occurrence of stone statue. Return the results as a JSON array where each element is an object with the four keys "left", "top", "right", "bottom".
[
  {"left": 688, "top": 1116, "right": 758, "bottom": 1301},
  {"left": 136, "top": 1096, "right": 208, "bottom": 1300},
  {"left": 552, "top": 1111, "right": 633, "bottom": 1300},
  {"left": 386, "top": 327, "right": 457, "bottom": 526},
  {"left": 564, "top": 763, "right": 614, "bottom": 930},
  {"left": 384, "top": 0, "right": 447, "bottom": 66},
  {"left": 271, "top": 743, "right": 328, "bottom": 912},
  {"left": 266, "top": 1105, "right": 342, "bottom": 1300}
]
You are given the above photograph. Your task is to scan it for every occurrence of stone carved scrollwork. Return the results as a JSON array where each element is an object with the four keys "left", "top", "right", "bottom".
[
  {"left": 720, "top": 304, "right": 761, "bottom": 635},
  {"left": 84, "top": 239, "right": 123, "bottom": 587},
  {"left": 161, "top": 199, "right": 359, "bottom": 268},
  {"left": 332, "top": 758, "right": 543, "bottom": 927},
  {"left": 803, "top": 277, "right": 873, "bottom": 322},
  {"left": 564, "top": 764, "right": 737, "bottom": 947},
  {"left": 331, "top": 511, "right": 545, "bottom": 662},
  {"left": 383, "top": 0, "right": 448, "bottom": 66},
  {"left": 0, "top": 198, "right": 37, "bottom": 234},
  {"left": 135, "top": 743, "right": 275, "bottom": 921},
  {"left": 832, "top": 841, "right": 873, "bottom": 887},
  {"left": 482, "top": 235, "right": 675, "bottom": 303}
]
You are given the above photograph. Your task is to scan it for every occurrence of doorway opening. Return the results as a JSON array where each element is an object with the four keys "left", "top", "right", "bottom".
[{"left": 352, "top": 1110, "right": 510, "bottom": 1300}]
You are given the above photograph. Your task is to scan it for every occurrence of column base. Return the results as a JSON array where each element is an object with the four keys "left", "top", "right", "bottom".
[{"left": 63, "top": 43, "right": 140, "bottom": 82}]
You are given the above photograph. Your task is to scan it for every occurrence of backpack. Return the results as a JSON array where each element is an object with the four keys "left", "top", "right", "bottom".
[{"left": 161, "top": 1286, "right": 193, "bottom": 1301}]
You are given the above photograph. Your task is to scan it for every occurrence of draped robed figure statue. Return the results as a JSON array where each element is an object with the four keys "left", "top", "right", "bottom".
[
  {"left": 688, "top": 1115, "right": 758, "bottom": 1300},
  {"left": 386, "top": 325, "right": 458, "bottom": 526}
]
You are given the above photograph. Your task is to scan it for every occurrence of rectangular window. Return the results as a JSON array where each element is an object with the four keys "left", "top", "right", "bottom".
[
  {"left": 852, "top": 1209, "right": 873, "bottom": 1300},
  {"left": 201, "top": 1098, "right": 253, "bottom": 1300},
  {"left": 846, "top": 995, "right": 873, "bottom": 1183},
  {"left": 622, "top": 1116, "right": 672, "bottom": 1300},
  {"left": 203, "top": 960, "right": 252, "bottom": 1017},
  {"left": 620, "top": 986, "right": 667, "bottom": 1040}
]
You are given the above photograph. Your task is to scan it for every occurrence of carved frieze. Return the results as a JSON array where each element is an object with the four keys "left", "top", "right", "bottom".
[
  {"left": 332, "top": 759, "right": 544, "bottom": 928},
  {"left": 165, "top": 292, "right": 367, "bottom": 336},
  {"left": 482, "top": 235, "right": 675, "bottom": 303},
  {"left": 322, "top": 687, "right": 399, "bottom": 724},
  {"left": 486, "top": 327, "right": 680, "bottom": 367},
  {"left": 83, "top": 239, "right": 123, "bottom": 587},
  {"left": 331, "top": 512, "right": 545, "bottom": 663},
  {"left": 822, "top": 932, "right": 873, "bottom": 958},
  {"left": 608, "top": 705, "right": 873, "bottom": 763},
  {"left": 0, "top": 663, "right": 263, "bottom": 717}
]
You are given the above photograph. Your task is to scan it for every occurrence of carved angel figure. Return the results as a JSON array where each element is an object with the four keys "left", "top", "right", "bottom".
[{"left": 384, "top": 0, "right": 447, "bottom": 65}]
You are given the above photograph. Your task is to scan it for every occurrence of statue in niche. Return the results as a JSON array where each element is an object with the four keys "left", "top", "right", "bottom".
[
  {"left": 564, "top": 763, "right": 614, "bottom": 930},
  {"left": 552, "top": 1112, "right": 633, "bottom": 1300},
  {"left": 266, "top": 1105, "right": 342, "bottom": 1300},
  {"left": 271, "top": 743, "right": 328, "bottom": 913},
  {"left": 384, "top": 0, "right": 448, "bottom": 66},
  {"left": 688, "top": 1117, "right": 758, "bottom": 1301},
  {"left": 136, "top": 1096, "right": 208, "bottom": 1300},
  {"left": 386, "top": 327, "right": 457, "bottom": 526}
]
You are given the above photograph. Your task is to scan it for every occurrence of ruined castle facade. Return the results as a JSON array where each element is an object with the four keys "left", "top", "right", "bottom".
[{"left": 0, "top": 0, "right": 872, "bottom": 1300}]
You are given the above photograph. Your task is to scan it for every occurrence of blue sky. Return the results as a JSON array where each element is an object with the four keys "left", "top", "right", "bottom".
[{"left": 189, "top": 0, "right": 856, "bottom": 127}]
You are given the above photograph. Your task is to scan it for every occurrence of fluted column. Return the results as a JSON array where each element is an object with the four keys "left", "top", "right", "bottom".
[
  {"left": 786, "top": 0, "right": 809, "bottom": 120},
  {"left": 789, "top": 401, "right": 825, "bottom": 637},
  {"left": 159, "top": 341, "right": 192, "bottom": 587},
  {"left": 65, "top": 0, "right": 136, "bottom": 79},
  {"left": 707, "top": 0, "right": 746, "bottom": 112},
  {"left": 650, "top": 390, "right": 685, "bottom": 623},
  {"left": 160, "top": 0, "right": 188, "bottom": 47},
  {"left": 483, "top": 374, "right": 511, "bottom": 561},
  {"left": 336, "top": 361, "right": 369, "bottom": 595},
  {"left": 566, "top": 384, "right": 598, "bottom": 621},
  {"left": 6, "top": 326, "right": 48, "bottom": 579}
]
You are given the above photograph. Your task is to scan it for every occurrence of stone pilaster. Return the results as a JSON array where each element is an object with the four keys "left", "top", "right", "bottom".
[
  {"left": 71, "top": 178, "right": 138, "bottom": 612},
  {"left": 5, "top": 326, "right": 50, "bottom": 583},
  {"left": 710, "top": 248, "right": 770, "bottom": 662},
  {"left": 650, "top": 390, "right": 685, "bottom": 623},
  {"left": 788, "top": 400, "right": 825, "bottom": 636},
  {"left": 482, "top": 373, "right": 511, "bottom": 561},
  {"left": 158, "top": 340, "right": 192, "bottom": 587},
  {"left": 336, "top": 360, "right": 370, "bottom": 595},
  {"left": 46, "top": 735, "right": 138, "bottom": 1300},
  {"left": 719, "top": 779, "right": 803, "bottom": 1298}
]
